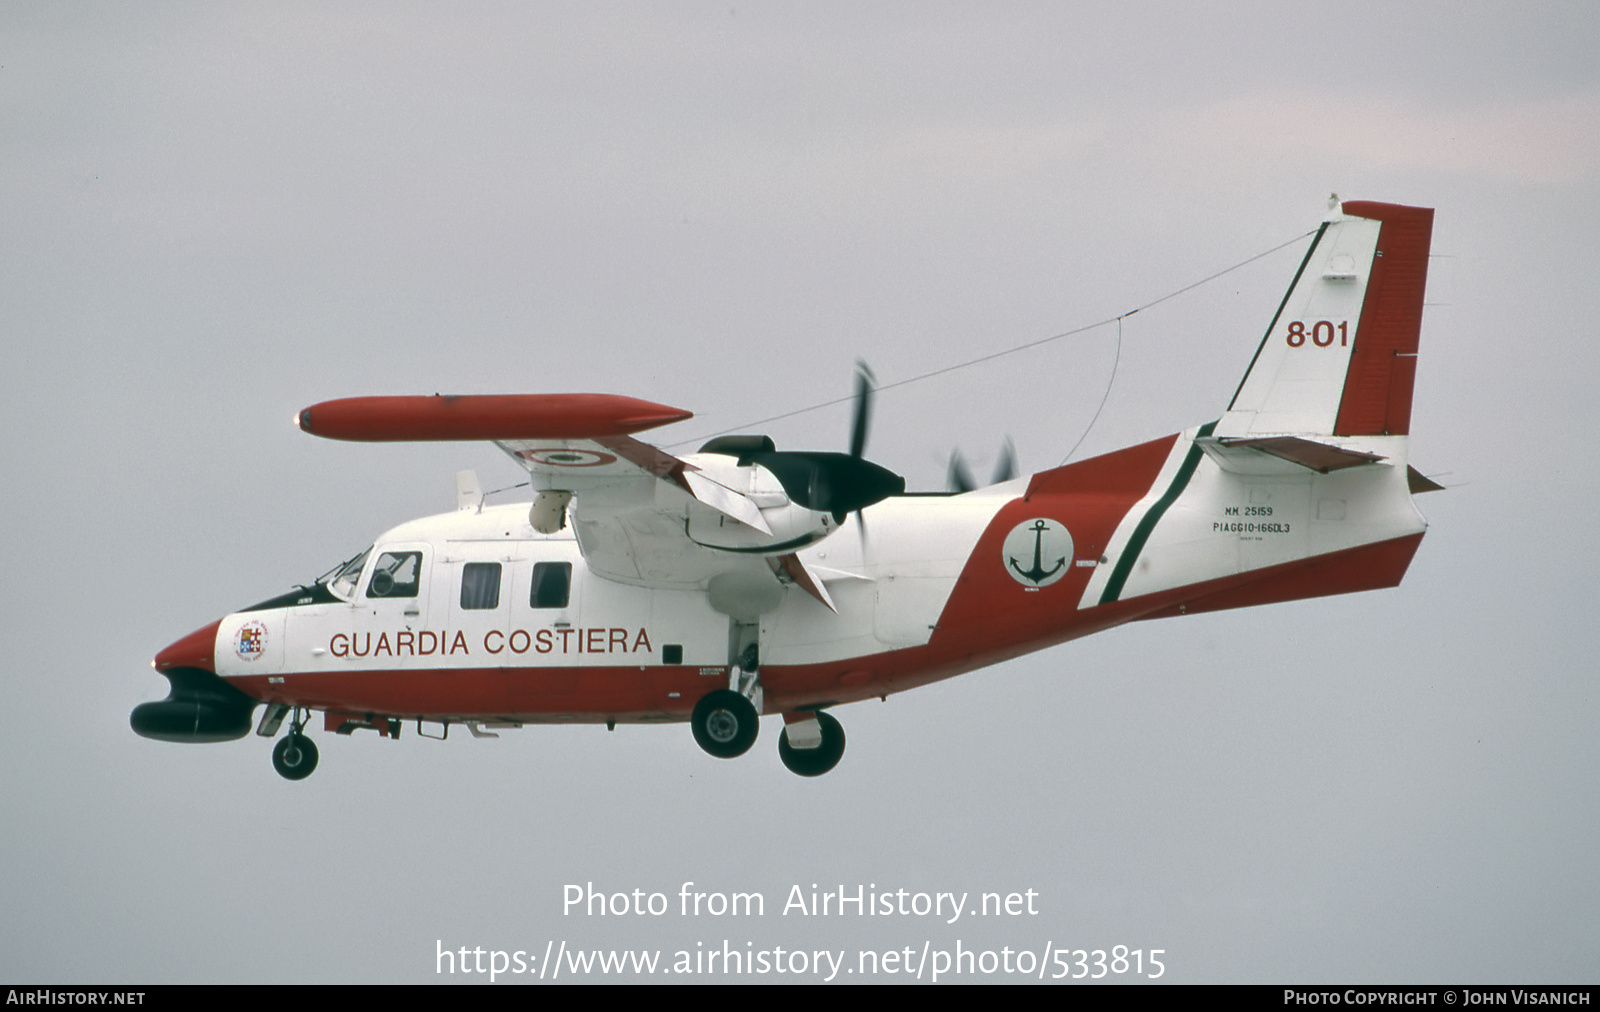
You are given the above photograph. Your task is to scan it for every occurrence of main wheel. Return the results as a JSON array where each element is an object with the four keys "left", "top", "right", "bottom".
[
  {"left": 272, "top": 732, "right": 319, "bottom": 781},
  {"left": 691, "top": 690, "right": 759, "bottom": 759},
  {"left": 778, "top": 711, "right": 845, "bottom": 777}
]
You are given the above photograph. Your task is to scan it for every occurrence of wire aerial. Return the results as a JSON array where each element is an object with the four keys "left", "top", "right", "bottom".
[{"left": 665, "top": 228, "right": 1317, "bottom": 451}]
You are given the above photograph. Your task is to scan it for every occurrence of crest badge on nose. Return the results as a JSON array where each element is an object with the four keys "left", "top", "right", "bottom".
[
  {"left": 235, "top": 620, "right": 268, "bottom": 661},
  {"left": 1002, "top": 518, "right": 1072, "bottom": 587}
]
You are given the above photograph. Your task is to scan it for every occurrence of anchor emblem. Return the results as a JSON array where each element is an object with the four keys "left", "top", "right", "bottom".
[{"left": 1001, "top": 518, "right": 1073, "bottom": 587}]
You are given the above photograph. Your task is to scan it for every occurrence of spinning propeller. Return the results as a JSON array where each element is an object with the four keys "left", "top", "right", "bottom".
[
  {"left": 947, "top": 437, "right": 1018, "bottom": 493},
  {"left": 698, "top": 362, "right": 904, "bottom": 524}
]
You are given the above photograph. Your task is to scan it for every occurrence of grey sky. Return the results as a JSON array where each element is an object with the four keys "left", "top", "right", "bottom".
[{"left": 3, "top": 2, "right": 1597, "bottom": 983}]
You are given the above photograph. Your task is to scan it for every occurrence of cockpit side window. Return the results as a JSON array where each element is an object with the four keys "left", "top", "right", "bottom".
[
  {"left": 366, "top": 551, "right": 423, "bottom": 599},
  {"left": 531, "top": 562, "right": 571, "bottom": 609},
  {"left": 324, "top": 547, "right": 372, "bottom": 601},
  {"left": 460, "top": 562, "right": 502, "bottom": 610}
]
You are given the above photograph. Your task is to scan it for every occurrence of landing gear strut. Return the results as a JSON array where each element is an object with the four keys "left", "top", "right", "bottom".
[
  {"left": 691, "top": 690, "right": 759, "bottom": 759},
  {"left": 690, "top": 619, "right": 764, "bottom": 760},
  {"left": 271, "top": 708, "right": 319, "bottom": 781},
  {"left": 778, "top": 711, "right": 845, "bottom": 777}
]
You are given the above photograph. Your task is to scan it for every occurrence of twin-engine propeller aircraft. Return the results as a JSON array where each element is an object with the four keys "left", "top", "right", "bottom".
[{"left": 134, "top": 200, "right": 1440, "bottom": 779}]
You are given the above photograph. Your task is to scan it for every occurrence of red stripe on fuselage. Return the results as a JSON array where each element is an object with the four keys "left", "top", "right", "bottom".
[
  {"left": 761, "top": 531, "right": 1425, "bottom": 712},
  {"left": 226, "top": 664, "right": 731, "bottom": 723},
  {"left": 1134, "top": 529, "right": 1423, "bottom": 619}
]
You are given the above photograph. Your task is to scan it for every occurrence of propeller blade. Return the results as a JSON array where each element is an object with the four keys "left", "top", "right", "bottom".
[
  {"left": 948, "top": 450, "right": 977, "bottom": 493},
  {"left": 991, "top": 437, "right": 1017, "bottom": 485},
  {"left": 849, "top": 360, "right": 875, "bottom": 460},
  {"left": 722, "top": 361, "right": 905, "bottom": 528},
  {"left": 948, "top": 440, "right": 1013, "bottom": 492}
]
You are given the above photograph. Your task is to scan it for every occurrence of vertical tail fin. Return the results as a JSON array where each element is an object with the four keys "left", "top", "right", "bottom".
[{"left": 1217, "top": 200, "right": 1434, "bottom": 439}]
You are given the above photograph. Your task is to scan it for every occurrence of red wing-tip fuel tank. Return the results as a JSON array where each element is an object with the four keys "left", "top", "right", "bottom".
[{"left": 134, "top": 200, "right": 1440, "bottom": 779}]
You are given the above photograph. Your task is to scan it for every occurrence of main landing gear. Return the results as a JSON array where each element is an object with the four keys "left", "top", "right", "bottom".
[
  {"left": 269, "top": 707, "right": 319, "bottom": 781},
  {"left": 689, "top": 626, "right": 846, "bottom": 775},
  {"left": 778, "top": 711, "right": 845, "bottom": 777},
  {"left": 691, "top": 623, "right": 764, "bottom": 760},
  {"left": 689, "top": 689, "right": 848, "bottom": 776},
  {"left": 690, "top": 690, "right": 760, "bottom": 758}
]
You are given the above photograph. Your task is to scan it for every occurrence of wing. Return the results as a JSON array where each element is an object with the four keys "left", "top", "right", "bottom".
[
  {"left": 296, "top": 394, "right": 794, "bottom": 598},
  {"left": 499, "top": 432, "right": 787, "bottom": 589}
]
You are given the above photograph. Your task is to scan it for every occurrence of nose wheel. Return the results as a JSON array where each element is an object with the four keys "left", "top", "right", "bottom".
[{"left": 271, "top": 708, "right": 319, "bottom": 780}]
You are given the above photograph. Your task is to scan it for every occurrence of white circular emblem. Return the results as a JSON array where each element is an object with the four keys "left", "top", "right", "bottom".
[
  {"left": 519, "top": 449, "right": 619, "bottom": 468},
  {"left": 1001, "top": 518, "right": 1073, "bottom": 587},
  {"left": 235, "top": 620, "right": 268, "bottom": 661}
]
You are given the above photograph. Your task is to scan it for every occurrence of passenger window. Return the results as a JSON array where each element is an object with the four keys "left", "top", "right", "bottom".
[
  {"left": 367, "top": 551, "right": 423, "bottom": 599},
  {"left": 531, "top": 562, "right": 571, "bottom": 609},
  {"left": 460, "top": 562, "right": 502, "bottom": 610}
]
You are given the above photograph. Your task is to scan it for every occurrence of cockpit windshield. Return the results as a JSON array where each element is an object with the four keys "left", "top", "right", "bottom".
[{"left": 317, "top": 546, "right": 371, "bottom": 601}]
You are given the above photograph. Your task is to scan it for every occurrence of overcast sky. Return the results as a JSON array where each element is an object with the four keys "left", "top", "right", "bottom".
[{"left": 3, "top": 2, "right": 1598, "bottom": 984}]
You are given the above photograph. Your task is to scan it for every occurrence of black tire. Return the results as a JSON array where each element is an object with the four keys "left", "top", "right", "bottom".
[
  {"left": 272, "top": 732, "right": 319, "bottom": 781},
  {"left": 778, "top": 711, "right": 845, "bottom": 777},
  {"left": 690, "top": 690, "right": 759, "bottom": 759}
]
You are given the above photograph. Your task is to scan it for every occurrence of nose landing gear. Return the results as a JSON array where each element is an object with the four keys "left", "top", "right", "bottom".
[{"left": 270, "top": 708, "right": 319, "bottom": 781}]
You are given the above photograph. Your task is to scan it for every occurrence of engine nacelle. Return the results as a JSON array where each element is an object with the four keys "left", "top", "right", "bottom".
[
  {"left": 675, "top": 438, "right": 903, "bottom": 555},
  {"left": 685, "top": 493, "right": 840, "bottom": 555},
  {"left": 677, "top": 449, "right": 842, "bottom": 555}
]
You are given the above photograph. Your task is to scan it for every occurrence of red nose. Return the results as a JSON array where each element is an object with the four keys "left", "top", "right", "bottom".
[{"left": 153, "top": 619, "right": 222, "bottom": 673}]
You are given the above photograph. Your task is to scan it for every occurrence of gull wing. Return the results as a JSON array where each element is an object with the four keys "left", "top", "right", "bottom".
[{"left": 297, "top": 394, "right": 781, "bottom": 592}]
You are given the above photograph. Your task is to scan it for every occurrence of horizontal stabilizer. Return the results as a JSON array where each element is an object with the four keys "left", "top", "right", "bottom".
[
  {"left": 1196, "top": 435, "right": 1386, "bottom": 475},
  {"left": 1406, "top": 466, "right": 1445, "bottom": 494}
]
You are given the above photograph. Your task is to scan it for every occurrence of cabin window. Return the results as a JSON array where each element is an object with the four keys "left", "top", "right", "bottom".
[
  {"left": 366, "top": 551, "right": 423, "bottom": 599},
  {"left": 531, "top": 562, "right": 571, "bottom": 609},
  {"left": 460, "top": 562, "right": 502, "bottom": 610}
]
